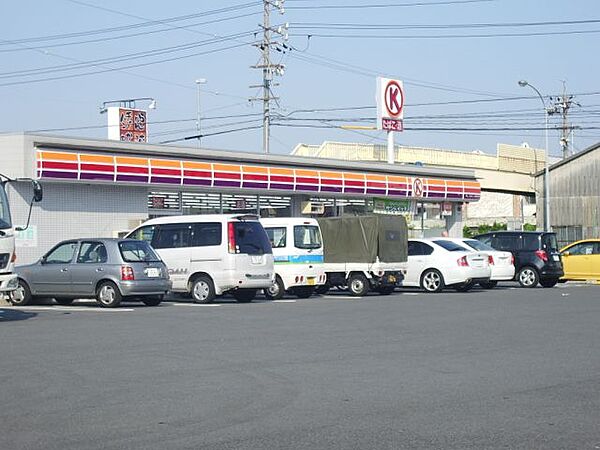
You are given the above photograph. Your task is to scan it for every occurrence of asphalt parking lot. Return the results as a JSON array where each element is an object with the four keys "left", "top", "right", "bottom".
[{"left": 1, "top": 283, "right": 599, "bottom": 450}]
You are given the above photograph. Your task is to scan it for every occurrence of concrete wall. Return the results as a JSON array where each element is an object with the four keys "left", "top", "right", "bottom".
[{"left": 8, "top": 182, "right": 148, "bottom": 264}]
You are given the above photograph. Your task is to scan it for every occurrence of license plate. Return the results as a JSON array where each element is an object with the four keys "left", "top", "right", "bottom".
[
  {"left": 145, "top": 268, "right": 160, "bottom": 278},
  {"left": 388, "top": 275, "right": 396, "bottom": 283},
  {"left": 552, "top": 255, "right": 560, "bottom": 262},
  {"left": 307, "top": 277, "right": 315, "bottom": 285}
]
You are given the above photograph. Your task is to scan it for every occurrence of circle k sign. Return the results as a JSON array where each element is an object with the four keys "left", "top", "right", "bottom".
[
  {"left": 376, "top": 77, "right": 405, "bottom": 130},
  {"left": 384, "top": 80, "right": 404, "bottom": 118},
  {"left": 412, "top": 177, "right": 424, "bottom": 198}
]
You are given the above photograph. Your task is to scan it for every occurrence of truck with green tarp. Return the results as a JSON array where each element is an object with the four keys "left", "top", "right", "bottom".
[{"left": 316, "top": 215, "right": 408, "bottom": 296}]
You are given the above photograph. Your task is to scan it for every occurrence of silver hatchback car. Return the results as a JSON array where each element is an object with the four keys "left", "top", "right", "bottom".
[{"left": 8, "top": 238, "right": 171, "bottom": 308}]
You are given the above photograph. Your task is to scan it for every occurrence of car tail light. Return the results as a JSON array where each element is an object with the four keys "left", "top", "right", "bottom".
[
  {"left": 457, "top": 256, "right": 469, "bottom": 267},
  {"left": 535, "top": 250, "right": 548, "bottom": 262},
  {"left": 10, "top": 252, "right": 16, "bottom": 263},
  {"left": 488, "top": 255, "right": 494, "bottom": 265},
  {"left": 228, "top": 222, "right": 237, "bottom": 253},
  {"left": 121, "top": 266, "right": 135, "bottom": 281},
  {"left": 511, "top": 254, "right": 515, "bottom": 265}
]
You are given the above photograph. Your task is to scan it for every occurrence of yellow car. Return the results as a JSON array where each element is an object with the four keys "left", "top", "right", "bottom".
[{"left": 559, "top": 239, "right": 600, "bottom": 282}]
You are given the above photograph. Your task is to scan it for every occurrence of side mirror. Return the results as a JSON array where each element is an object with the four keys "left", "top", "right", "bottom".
[
  {"left": 32, "top": 180, "right": 43, "bottom": 202},
  {"left": 561, "top": 251, "right": 570, "bottom": 257}
]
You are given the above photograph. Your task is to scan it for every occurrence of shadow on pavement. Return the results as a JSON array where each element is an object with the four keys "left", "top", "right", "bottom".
[{"left": 0, "top": 309, "right": 37, "bottom": 322}]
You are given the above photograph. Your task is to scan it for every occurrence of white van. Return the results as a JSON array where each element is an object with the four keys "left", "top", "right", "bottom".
[
  {"left": 260, "top": 218, "right": 326, "bottom": 299},
  {"left": 127, "top": 214, "right": 274, "bottom": 303}
]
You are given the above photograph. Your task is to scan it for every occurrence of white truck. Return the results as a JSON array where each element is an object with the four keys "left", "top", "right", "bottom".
[
  {"left": 260, "top": 217, "right": 326, "bottom": 299},
  {"left": 0, "top": 173, "right": 42, "bottom": 294},
  {"left": 316, "top": 215, "right": 408, "bottom": 297}
]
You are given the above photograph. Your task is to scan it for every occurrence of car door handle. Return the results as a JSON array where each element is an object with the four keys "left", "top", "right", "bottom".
[
  {"left": 60, "top": 268, "right": 69, "bottom": 272},
  {"left": 96, "top": 268, "right": 104, "bottom": 272}
]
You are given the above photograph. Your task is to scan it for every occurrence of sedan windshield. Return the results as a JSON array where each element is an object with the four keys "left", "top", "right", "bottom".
[{"left": 119, "top": 241, "right": 161, "bottom": 262}]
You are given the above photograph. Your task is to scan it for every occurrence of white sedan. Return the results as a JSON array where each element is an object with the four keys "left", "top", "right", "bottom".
[
  {"left": 400, "top": 239, "right": 491, "bottom": 293},
  {"left": 432, "top": 238, "right": 515, "bottom": 289}
]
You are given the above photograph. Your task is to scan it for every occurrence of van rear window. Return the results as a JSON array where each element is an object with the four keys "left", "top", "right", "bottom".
[{"left": 234, "top": 222, "right": 272, "bottom": 255}]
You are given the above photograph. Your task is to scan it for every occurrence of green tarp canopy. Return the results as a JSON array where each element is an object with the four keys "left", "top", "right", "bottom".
[{"left": 317, "top": 215, "right": 408, "bottom": 264}]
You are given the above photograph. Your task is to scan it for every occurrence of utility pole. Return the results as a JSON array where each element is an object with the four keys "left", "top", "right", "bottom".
[
  {"left": 250, "top": 0, "right": 288, "bottom": 154},
  {"left": 549, "top": 82, "right": 579, "bottom": 159}
]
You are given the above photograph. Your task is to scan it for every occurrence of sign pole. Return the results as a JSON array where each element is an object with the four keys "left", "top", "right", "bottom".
[{"left": 387, "top": 130, "right": 395, "bottom": 164}]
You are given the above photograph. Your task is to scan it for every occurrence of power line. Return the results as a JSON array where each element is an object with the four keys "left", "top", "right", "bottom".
[
  {"left": 0, "top": 2, "right": 261, "bottom": 46},
  {"left": 286, "top": 0, "right": 495, "bottom": 10},
  {"left": 0, "top": 12, "right": 260, "bottom": 53},
  {"left": 0, "top": 42, "right": 250, "bottom": 87},
  {"left": 291, "top": 18, "right": 600, "bottom": 30},
  {"left": 291, "top": 29, "right": 600, "bottom": 39}
]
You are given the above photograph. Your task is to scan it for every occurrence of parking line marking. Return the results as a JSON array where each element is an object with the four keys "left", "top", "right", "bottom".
[
  {"left": 1, "top": 306, "right": 134, "bottom": 312},
  {"left": 273, "top": 300, "right": 297, "bottom": 303},
  {"left": 402, "top": 293, "right": 420, "bottom": 296},
  {"left": 171, "top": 303, "right": 221, "bottom": 307},
  {"left": 322, "top": 296, "right": 357, "bottom": 300}
]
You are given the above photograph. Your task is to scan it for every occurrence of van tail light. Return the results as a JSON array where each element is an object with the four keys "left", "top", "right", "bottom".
[
  {"left": 228, "top": 222, "right": 237, "bottom": 253},
  {"left": 488, "top": 255, "right": 494, "bottom": 265},
  {"left": 121, "top": 266, "right": 135, "bottom": 281},
  {"left": 10, "top": 252, "right": 16, "bottom": 263},
  {"left": 457, "top": 256, "right": 469, "bottom": 267},
  {"left": 535, "top": 250, "right": 548, "bottom": 262}
]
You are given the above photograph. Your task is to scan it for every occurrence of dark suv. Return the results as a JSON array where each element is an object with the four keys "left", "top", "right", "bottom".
[{"left": 474, "top": 231, "right": 563, "bottom": 288}]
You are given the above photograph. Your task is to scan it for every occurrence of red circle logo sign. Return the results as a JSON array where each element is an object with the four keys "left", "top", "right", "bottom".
[
  {"left": 384, "top": 80, "right": 404, "bottom": 118},
  {"left": 413, "top": 178, "right": 424, "bottom": 198}
]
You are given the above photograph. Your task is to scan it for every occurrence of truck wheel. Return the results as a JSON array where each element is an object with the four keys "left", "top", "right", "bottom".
[
  {"left": 348, "top": 273, "right": 369, "bottom": 297},
  {"left": 293, "top": 286, "right": 314, "bottom": 299},
  {"left": 96, "top": 281, "right": 122, "bottom": 308},
  {"left": 233, "top": 289, "right": 256, "bottom": 303},
  {"left": 8, "top": 279, "right": 33, "bottom": 306},
  {"left": 517, "top": 267, "right": 539, "bottom": 288},
  {"left": 264, "top": 276, "right": 285, "bottom": 300},
  {"left": 420, "top": 269, "right": 445, "bottom": 293},
  {"left": 191, "top": 275, "right": 216, "bottom": 304}
]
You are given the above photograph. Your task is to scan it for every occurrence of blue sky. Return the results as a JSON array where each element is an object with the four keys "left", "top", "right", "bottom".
[{"left": 1, "top": 0, "right": 599, "bottom": 157}]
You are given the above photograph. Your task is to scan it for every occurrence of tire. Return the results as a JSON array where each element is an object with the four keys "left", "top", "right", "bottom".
[
  {"left": 233, "top": 289, "right": 256, "bottom": 303},
  {"left": 315, "top": 284, "right": 330, "bottom": 295},
  {"left": 376, "top": 286, "right": 395, "bottom": 295},
  {"left": 293, "top": 286, "right": 314, "bottom": 299},
  {"left": 264, "top": 276, "right": 285, "bottom": 300},
  {"left": 96, "top": 281, "right": 122, "bottom": 308},
  {"left": 479, "top": 280, "right": 498, "bottom": 289},
  {"left": 540, "top": 278, "right": 558, "bottom": 288},
  {"left": 517, "top": 267, "right": 539, "bottom": 288},
  {"left": 420, "top": 269, "right": 445, "bottom": 293},
  {"left": 142, "top": 295, "right": 163, "bottom": 306},
  {"left": 8, "top": 279, "right": 33, "bottom": 306},
  {"left": 454, "top": 280, "right": 475, "bottom": 292},
  {"left": 54, "top": 297, "right": 74, "bottom": 305},
  {"left": 190, "top": 275, "right": 216, "bottom": 304},
  {"left": 348, "top": 273, "right": 369, "bottom": 297}
]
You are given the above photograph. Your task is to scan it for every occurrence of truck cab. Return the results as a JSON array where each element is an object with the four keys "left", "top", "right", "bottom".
[{"left": 0, "top": 175, "right": 43, "bottom": 294}]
